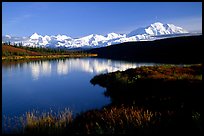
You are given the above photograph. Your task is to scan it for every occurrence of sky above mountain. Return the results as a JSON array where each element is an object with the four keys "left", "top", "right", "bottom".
[{"left": 2, "top": 2, "right": 202, "bottom": 37}]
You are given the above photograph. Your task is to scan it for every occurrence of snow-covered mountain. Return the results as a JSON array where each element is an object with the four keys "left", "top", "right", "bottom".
[
  {"left": 127, "top": 22, "right": 188, "bottom": 37},
  {"left": 2, "top": 22, "right": 190, "bottom": 49}
]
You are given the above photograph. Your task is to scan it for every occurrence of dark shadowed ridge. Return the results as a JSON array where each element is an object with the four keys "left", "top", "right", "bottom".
[{"left": 87, "top": 35, "right": 203, "bottom": 64}]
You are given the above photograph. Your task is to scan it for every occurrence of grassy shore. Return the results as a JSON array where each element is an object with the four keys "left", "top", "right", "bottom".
[
  {"left": 91, "top": 64, "right": 202, "bottom": 86},
  {"left": 2, "top": 54, "right": 98, "bottom": 60},
  {"left": 3, "top": 106, "right": 163, "bottom": 134},
  {"left": 90, "top": 64, "right": 203, "bottom": 134}
]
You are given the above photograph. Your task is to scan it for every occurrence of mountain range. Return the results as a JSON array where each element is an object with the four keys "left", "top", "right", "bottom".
[{"left": 2, "top": 22, "right": 192, "bottom": 49}]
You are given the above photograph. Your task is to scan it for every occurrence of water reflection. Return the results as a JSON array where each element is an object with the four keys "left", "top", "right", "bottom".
[
  {"left": 31, "top": 62, "right": 40, "bottom": 80},
  {"left": 42, "top": 61, "right": 52, "bottom": 76},
  {"left": 28, "top": 58, "right": 155, "bottom": 80},
  {"left": 29, "top": 61, "right": 52, "bottom": 80},
  {"left": 57, "top": 60, "right": 69, "bottom": 75},
  {"left": 2, "top": 58, "right": 155, "bottom": 81}
]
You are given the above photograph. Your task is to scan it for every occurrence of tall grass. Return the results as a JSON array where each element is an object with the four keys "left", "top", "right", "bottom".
[
  {"left": 23, "top": 108, "right": 72, "bottom": 134},
  {"left": 69, "top": 105, "right": 162, "bottom": 134},
  {"left": 3, "top": 108, "right": 72, "bottom": 134},
  {"left": 3, "top": 106, "right": 163, "bottom": 134}
]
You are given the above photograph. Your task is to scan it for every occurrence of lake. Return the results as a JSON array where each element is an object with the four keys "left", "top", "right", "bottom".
[{"left": 2, "top": 57, "right": 156, "bottom": 131}]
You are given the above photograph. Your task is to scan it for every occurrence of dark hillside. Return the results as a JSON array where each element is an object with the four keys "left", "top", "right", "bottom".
[{"left": 88, "top": 35, "right": 203, "bottom": 63}]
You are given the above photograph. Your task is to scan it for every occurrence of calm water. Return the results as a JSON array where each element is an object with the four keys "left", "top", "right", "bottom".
[{"left": 2, "top": 57, "right": 155, "bottom": 118}]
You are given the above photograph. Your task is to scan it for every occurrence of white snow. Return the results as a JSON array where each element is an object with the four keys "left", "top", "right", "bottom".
[
  {"left": 2, "top": 22, "right": 190, "bottom": 48},
  {"left": 30, "top": 33, "right": 42, "bottom": 39},
  {"left": 128, "top": 22, "right": 188, "bottom": 37}
]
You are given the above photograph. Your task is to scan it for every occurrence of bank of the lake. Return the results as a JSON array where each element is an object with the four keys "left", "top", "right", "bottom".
[
  {"left": 2, "top": 54, "right": 97, "bottom": 61},
  {"left": 4, "top": 58, "right": 151, "bottom": 134},
  {"left": 4, "top": 64, "right": 202, "bottom": 134},
  {"left": 89, "top": 64, "right": 202, "bottom": 134}
]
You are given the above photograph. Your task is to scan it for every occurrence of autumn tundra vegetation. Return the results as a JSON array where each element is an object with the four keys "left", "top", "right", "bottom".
[{"left": 2, "top": 43, "right": 97, "bottom": 60}]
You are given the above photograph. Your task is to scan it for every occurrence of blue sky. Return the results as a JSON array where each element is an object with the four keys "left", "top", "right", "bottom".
[{"left": 2, "top": 2, "right": 202, "bottom": 38}]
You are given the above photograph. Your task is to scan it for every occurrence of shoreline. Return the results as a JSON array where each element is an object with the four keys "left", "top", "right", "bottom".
[
  {"left": 2, "top": 64, "right": 202, "bottom": 134},
  {"left": 2, "top": 54, "right": 98, "bottom": 60}
]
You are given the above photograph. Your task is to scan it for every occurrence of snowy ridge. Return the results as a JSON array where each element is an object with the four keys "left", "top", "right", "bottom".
[
  {"left": 127, "top": 22, "right": 188, "bottom": 37},
  {"left": 2, "top": 22, "right": 190, "bottom": 49}
]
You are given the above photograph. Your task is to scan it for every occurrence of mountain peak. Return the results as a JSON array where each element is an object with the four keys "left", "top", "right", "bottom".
[
  {"left": 106, "top": 32, "right": 122, "bottom": 39},
  {"left": 128, "top": 22, "right": 188, "bottom": 37},
  {"left": 151, "top": 22, "right": 164, "bottom": 26},
  {"left": 32, "top": 32, "right": 39, "bottom": 36},
  {"left": 30, "top": 32, "right": 41, "bottom": 39}
]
